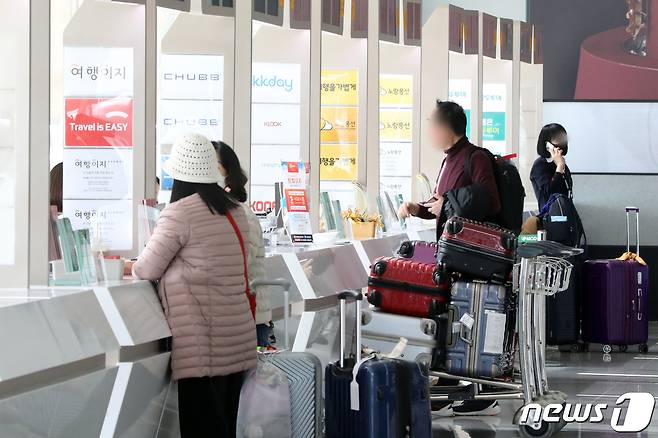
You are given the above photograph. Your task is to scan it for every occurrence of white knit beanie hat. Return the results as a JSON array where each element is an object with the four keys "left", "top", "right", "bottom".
[{"left": 162, "top": 133, "right": 223, "bottom": 184}]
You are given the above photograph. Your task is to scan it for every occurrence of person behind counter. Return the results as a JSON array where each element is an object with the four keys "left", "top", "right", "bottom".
[
  {"left": 133, "top": 133, "right": 256, "bottom": 438},
  {"left": 530, "top": 123, "right": 573, "bottom": 210},
  {"left": 213, "top": 140, "right": 273, "bottom": 350},
  {"left": 49, "top": 163, "right": 63, "bottom": 261}
]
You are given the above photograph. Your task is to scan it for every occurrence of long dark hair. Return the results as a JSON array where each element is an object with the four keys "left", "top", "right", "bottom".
[
  {"left": 537, "top": 123, "right": 568, "bottom": 158},
  {"left": 170, "top": 179, "right": 238, "bottom": 215},
  {"left": 212, "top": 141, "right": 249, "bottom": 203},
  {"left": 50, "top": 163, "right": 63, "bottom": 212}
]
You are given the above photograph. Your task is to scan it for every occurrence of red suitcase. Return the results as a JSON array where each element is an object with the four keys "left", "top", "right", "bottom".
[
  {"left": 397, "top": 240, "right": 438, "bottom": 264},
  {"left": 436, "top": 217, "right": 517, "bottom": 283},
  {"left": 367, "top": 256, "right": 449, "bottom": 318}
]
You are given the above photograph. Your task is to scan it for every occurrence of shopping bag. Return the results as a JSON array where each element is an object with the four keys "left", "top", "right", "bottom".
[{"left": 236, "top": 362, "right": 292, "bottom": 438}]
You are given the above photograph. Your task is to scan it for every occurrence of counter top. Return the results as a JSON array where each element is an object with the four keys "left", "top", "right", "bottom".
[
  {"left": 0, "top": 280, "right": 170, "bottom": 385},
  {"left": 0, "top": 280, "right": 172, "bottom": 437}
]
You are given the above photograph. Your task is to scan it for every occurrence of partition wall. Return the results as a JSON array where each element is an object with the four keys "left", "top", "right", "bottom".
[{"left": 1, "top": 0, "right": 543, "bottom": 288}]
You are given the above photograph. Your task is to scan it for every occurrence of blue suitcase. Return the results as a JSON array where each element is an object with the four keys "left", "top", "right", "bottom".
[
  {"left": 324, "top": 290, "right": 432, "bottom": 438},
  {"left": 444, "top": 281, "right": 516, "bottom": 379}
]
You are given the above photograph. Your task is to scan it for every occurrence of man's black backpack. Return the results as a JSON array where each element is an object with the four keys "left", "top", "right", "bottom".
[{"left": 464, "top": 147, "right": 526, "bottom": 234}]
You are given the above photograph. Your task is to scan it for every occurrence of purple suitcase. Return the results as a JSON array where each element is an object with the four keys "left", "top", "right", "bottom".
[
  {"left": 397, "top": 240, "right": 438, "bottom": 264},
  {"left": 582, "top": 207, "right": 649, "bottom": 352}
]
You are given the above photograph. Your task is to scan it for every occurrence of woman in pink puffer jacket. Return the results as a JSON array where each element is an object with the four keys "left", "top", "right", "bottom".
[{"left": 133, "top": 134, "right": 256, "bottom": 438}]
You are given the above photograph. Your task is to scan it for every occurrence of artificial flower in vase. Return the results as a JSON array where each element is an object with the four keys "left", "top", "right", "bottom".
[{"left": 342, "top": 209, "right": 384, "bottom": 240}]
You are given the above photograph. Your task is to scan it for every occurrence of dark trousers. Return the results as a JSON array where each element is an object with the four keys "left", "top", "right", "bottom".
[
  {"left": 178, "top": 372, "right": 245, "bottom": 438},
  {"left": 256, "top": 323, "right": 270, "bottom": 348}
]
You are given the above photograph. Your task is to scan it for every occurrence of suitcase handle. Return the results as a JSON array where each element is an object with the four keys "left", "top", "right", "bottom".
[
  {"left": 339, "top": 289, "right": 363, "bottom": 368},
  {"left": 460, "top": 323, "right": 474, "bottom": 346},
  {"left": 637, "top": 288, "right": 643, "bottom": 321},
  {"left": 455, "top": 305, "right": 474, "bottom": 347},
  {"left": 626, "top": 207, "right": 640, "bottom": 256}
]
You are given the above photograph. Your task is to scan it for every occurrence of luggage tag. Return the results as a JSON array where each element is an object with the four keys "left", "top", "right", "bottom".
[
  {"left": 459, "top": 313, "right": 475, "bottom": 330},
  {"left": 350, "top": 354, "right": 376, "bottom": 411},
  {"left": 384, "top": 337, "right": 408, "bottom": 359}
]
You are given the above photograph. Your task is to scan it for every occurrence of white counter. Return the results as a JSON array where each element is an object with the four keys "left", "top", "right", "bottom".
[
  {"left": 0, "top": 225, "right": 435, "bottom": 437},
  {"left": 262, "top": 226, "right": 435, "bottom": 366},
  {"left": 0, "top": 280, "right": 171, "bottom": 438}
]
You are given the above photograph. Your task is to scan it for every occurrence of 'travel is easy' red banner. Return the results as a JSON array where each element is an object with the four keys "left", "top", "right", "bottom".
[{"left": 65, "top": 97, "right": 133, "bottom": 147}]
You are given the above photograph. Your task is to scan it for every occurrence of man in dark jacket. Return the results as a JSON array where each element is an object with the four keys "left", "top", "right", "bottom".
[
  {"left": 399, "top": 100, "right": 503, "bottom": 418},
  {"left": 399, "top": 100, "right": 501, "bottom": 234}
]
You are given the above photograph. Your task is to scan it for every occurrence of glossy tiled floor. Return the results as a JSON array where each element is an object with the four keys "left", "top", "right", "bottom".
[
  {"left": 433, "top": 323, "right": 658, "bottom": 437},
  {"left": 157, "top": 325, "right": 658, "bottom": 437}
]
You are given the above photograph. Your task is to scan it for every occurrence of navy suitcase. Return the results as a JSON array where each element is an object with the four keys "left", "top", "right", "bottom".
[
  {"left": 582, "top": 208, "right": 649, "bottom": 352},
  {"left": 324, "top": 290, "right": 432, "bottom": 438},
  {"left": 443, "top": 281, "right": 516, "bottom": 379}
]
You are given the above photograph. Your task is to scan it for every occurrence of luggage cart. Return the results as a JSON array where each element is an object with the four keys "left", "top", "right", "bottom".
[{"left": 428, "top": 241, "right": 583, "bottom": 438}]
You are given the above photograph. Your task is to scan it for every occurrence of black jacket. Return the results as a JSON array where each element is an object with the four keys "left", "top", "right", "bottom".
[
  {"left": 530, "top": 157, "right": 573, "bottom": 210},
  {"left": 442, "top": 183, "right": 497, "bottom": 225}
]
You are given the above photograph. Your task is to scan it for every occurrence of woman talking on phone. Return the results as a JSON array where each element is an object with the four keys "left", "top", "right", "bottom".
[{"left": 530, "top": 123, "right": 573, "bottom": 210}]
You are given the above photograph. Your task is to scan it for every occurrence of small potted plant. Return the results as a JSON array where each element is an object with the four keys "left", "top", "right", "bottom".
[{"left": 342, "top": 209, "right": 383, "bottom": 240}]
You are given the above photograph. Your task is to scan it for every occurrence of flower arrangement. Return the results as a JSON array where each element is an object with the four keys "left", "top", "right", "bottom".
[{"left": 342, "top": 209, "right": 383, "bottom": 239}]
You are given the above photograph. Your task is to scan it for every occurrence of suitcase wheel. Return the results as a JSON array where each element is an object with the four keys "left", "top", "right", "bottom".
[
  {"left": 640, "top": 343, "right": 649, "bottom": 353},
  {"left": 433, "top": 264, "right": 446, "bottom": 286},
  {"left": 518, "top": 419, "right": 558, "bottom": 438},
  {"left": 446, "top": 218, "right": 464, "bottom": 235},
  {"left": 368, "top": 290, "right": 382, "bottom": 308},
  {"left": 398, "top": 241, "right": 412, "bottom": 257},
  {"left": 372, "top": 260, "right": 387, "bottom": 275},
  {"left": 602, "top": 344, "right": 612, "bottom": 354}
]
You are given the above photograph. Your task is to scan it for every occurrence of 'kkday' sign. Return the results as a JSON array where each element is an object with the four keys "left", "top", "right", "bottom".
[
  {"left": 252, "top": 62, "right": 301, "bottom": 104},
  {"left": 160, "top": 54, "right": 224, "bottom": 100},
  {"left": 253, "top": 74, "right": 294, "bottom": 92}
]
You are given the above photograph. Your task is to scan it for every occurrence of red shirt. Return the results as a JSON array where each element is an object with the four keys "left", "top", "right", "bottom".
[{"left": 418, "top": 136, "right": 501, "bottom": 220}]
